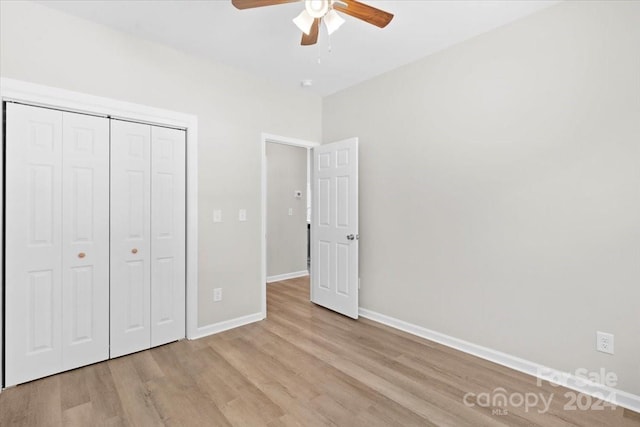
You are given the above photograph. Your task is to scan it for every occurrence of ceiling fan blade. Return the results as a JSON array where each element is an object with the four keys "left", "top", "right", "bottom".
[
  {"left": 332, "top": 0, "right": 394, "bottom": 28},
  {"left": 232, "top": 0, "right": 300, "bottom": 10},
  {"left": 301, "top": 18, "right": 320, "bottom": 46}
]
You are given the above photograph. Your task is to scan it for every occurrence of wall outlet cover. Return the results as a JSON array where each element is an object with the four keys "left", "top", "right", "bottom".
[{"left": 596, "top": 331, "right": 614, "bottom": 354}]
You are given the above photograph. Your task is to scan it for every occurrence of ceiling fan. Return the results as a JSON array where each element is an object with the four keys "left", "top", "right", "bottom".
[{"left": 231, "top": 0, "right": 394, "bottom": 46}]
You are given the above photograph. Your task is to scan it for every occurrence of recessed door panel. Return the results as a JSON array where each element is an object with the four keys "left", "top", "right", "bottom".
[
  {"left": 30, "top": 122, "right": 55, "bottom": 152},
  {"left": 336, "top": 148, "right": 349, "bottom": 167},
  {"left": 151, "top": 126, "right": 186, "bottom": 347},
  {"left": 28, "top": 270, "right": 55, "bottom": 353},
  {"left": 110, "top": 120, "right": 152, "bottom": 358},
  {"left": 62, "top": 111, "right": 110, "bottom": 371},
  {"left": 71, "top": 168, "right": 94, "bottom": 242},
  {"left": 155, "top": 173, "right": 174, "bottom": 237},
  {"left": 5, "top": 103, "right": 63, "bottom": 386},
  {"left": 29, "top": 165, "right": 55, "bottom": 245},
  {"left": 156, "top": 258, "right": 174, "bottom": 324},
  {"left": 336, "top": 243, "right": 350, "bottom": 296},
  {"left": 72, "top": 128, "right": 95, "bottom": 153},
  {"left": 318, "top": 241, "right": 331, "bottom": 290},
  {"left": 127, "top": 171, "right": 146, "bottom": 238},
  {"left": 125, "top": 260, "right": 146, "bottom": 331},
  {"left": 318, "top": 152, "right": 331, "bottom": 170},
  {"left": 319, "top": 178, "right": 331, "bottom": 226},
  {"left": 69, "top": 266, "right": 93, "bottom": 344},
  {"left": 336, "top": 176, "right": 349, "bottom": 228}
]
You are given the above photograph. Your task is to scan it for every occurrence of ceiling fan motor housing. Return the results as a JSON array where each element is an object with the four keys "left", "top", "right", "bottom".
[{"left": 305, "top": 0, "right": 330, "bottom": 18}]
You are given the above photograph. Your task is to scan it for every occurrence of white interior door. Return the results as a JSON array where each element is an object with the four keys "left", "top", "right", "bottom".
[
  {"left": 110, "top": 120, "right": 152, "bottom": 358},
  {"left": 61, "top": 111, "right": 110, "bottom": 370},
  {"left": 5, "top": 103, "right": 63, "bottom": 386},
  {"left": 311, "top": 138, "right": 359, "bottom": 319},
  {"left": 150, "top": 126, "right": 186, "bottom": 347}
]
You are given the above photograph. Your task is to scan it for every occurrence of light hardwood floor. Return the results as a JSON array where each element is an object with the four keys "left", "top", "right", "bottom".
[{"left": 1, "top": 277, "right": 638, "bottom": 426}]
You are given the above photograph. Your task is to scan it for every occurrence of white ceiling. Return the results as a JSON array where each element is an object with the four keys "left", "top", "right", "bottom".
[{"left": 38, "top": 0, "right": 557, "bottom": 96}]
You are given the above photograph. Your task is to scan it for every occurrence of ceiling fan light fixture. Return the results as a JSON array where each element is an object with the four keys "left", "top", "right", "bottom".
[
  {"left": 305, "top": 0, "right": 329, "bottom": 18},
  {"left": 324, "top": 9, "right": 345, "bottom": 35},
  {"left": 293, "top": 9, "right": 314, "bottom": 35}
]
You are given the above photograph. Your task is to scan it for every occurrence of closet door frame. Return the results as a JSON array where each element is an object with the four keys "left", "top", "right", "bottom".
[{"left": 0, "top": 77, "right": 199, "bottom": 390}]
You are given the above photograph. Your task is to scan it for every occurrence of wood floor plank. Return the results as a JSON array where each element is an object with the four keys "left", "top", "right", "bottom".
[
  {"left": 1, "top": 276, "right": 639, "bottom": 426},
  {"left": 146, "top": 376, "right": 233, "bottom": 427},
  {"left": 108, "top": 355, "right": 165, "bottom": 425},
  {"left": 59, "top": 367, "right": 91, "bottom": 411},
  {"left": 84, "top": 361, "right": 126, "bottom": 425},
  {"left": 0, "top": 383, "right": 31, "bottom": 425},
  {"left": 62, "top": 402, "right": 94, "bottom": 427},
  {"left": 25, "top": 375, "right": 62, "bottom": 427}
]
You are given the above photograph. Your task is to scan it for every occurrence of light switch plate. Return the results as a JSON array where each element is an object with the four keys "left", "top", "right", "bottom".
[
  {"left": 239, "top": 209, "right": 247, "bottom": 221},
  {"left": 213, "top": 209, "right": 222, "bottom": 223}
]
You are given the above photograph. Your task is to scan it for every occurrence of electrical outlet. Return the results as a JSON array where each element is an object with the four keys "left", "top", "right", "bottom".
[
  {"left": 596, "top": 331, "right": 614, "bottom": 354},
  {"left": 213, "top": 288, "right": 222, "bottom": 302}
]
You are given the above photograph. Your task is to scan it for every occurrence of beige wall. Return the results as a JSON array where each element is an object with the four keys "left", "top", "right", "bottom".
[
  {"left": 0, "top": 1, "right": 321, "bottom": 327},
  {"left": 266, "top": 143, "right": 308, "bottom": 278},
  {"left": 323, "top": 1, "right": 640, "bottom": 395}
]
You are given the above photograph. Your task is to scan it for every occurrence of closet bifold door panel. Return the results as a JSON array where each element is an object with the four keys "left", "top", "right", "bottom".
[
  {"left": 61, "top": 111, "right": 110, "bottom": 371},
  {"left": 110, "top": 121, "right": 186, "bottom": 358},
  {"left": 5, "top": 104, "right": 109, "bottom": 386},
  {"left": 110, "top": 120, "right": 152, "bottom": 358},
  {"left": 150, "top": 126, "right": 186, "bottom": 347},
  {"left": 5, "top": 104, "right": 63, "bottom": 386}
]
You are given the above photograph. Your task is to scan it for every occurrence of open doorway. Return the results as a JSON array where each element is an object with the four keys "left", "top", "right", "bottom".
[{"left": 260, "top": 134, "right": 319, "bottom": 318}]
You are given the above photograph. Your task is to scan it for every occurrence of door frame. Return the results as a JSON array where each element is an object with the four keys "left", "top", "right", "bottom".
[
  {"left": 261, "top": 133, "right": 318, "bottom": 317},
  {"left": 0, "top": 78, "right": 199, "bottom": 389}
]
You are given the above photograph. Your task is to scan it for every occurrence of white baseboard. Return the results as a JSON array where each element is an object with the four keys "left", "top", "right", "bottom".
[
  {"left": 267, "top": 270, "right": 309, "bottom": 283},
  {"left": 191, "top": 312, "right": 264, "bottom": 339},
  {"left": 359, "top": 308, "right": 640, "bottom": 413}
]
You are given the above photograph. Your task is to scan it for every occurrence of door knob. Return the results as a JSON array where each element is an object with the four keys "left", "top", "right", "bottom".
[
  {"left": 347, "top": 234, "right": 355, "bottom": 240},
  {"left": 78, "top": 252, "right": 86, "bottom": 259},
  {"left": 131, "top": 248, "right": 138, "bottom": 254}
]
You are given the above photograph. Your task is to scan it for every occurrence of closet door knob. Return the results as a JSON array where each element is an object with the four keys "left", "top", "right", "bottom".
[
  {"left": 78, "top": 252, "right": 86, "bottom": 259},
  {"left": 131, "top": 248, "right": 138, "bottom": 254}
]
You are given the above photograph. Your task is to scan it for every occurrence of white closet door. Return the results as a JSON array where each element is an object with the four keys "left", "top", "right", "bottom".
[
  {"left": 110, "top": 120, "right": 152, "bottom": 358},
  {"left": 5, "top": 103, "right": 63, "bottom": 386},
  {"left": 150, "top": 127, "right": 186, "bottom": 347},
  {"left": 61, "top": 112, "right": 110, "bottom": 370}
]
